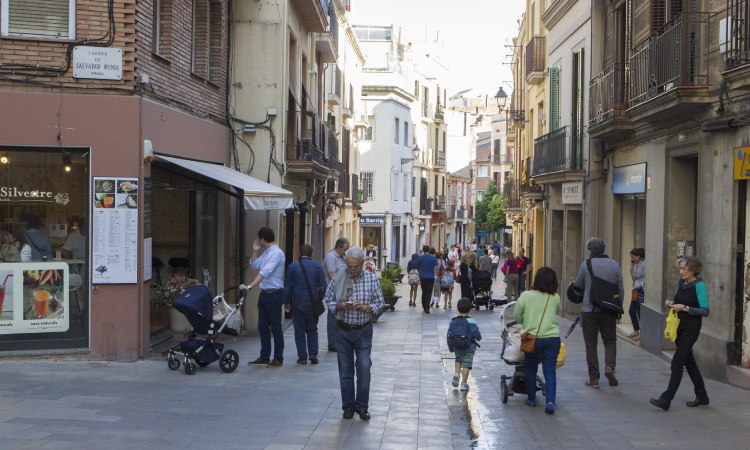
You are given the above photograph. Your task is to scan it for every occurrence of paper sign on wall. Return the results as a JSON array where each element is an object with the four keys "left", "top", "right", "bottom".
[{"left": 92, "top": 178, "right": 139, "bottom": 284}]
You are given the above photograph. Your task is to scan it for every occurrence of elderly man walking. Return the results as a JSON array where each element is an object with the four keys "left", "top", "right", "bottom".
[
  {"left": 323, "top": 237, "right": 350, "bottom": 352},
  {"left": 324, "top": 246, "right": 385, "bottom": 421},
  {"left": 573, "top": 237, "right": 624, "bottom": 388}
]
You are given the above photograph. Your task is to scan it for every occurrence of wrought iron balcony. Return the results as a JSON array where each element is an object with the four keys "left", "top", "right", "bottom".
[
  {"left": 628, "top": 12, "right": 714, "bottom": 120},
  {"left": 725, "top": 0, "right": 750, "bottom": 71},
  {"left": 526, "top": 36, "right": 545, "bottom": 85},
  {"left": 435, "top": 104, "right": 445, "bottom": 122},
  {"left": 503, "top": 179, "right": 521, "bottom": 210},
  {"left": 532, "top": 126, "right": 582, "bottom": 177},
  {"left": 589, "top": 63, "right": 630, "bottom": 136},
  {"left": 435, "top": 154, "right": 446, "bottom": 168},
  {"left": 434, "top": 195, "right": 445, "bottom": 211},
  {"left": 292, "top": 0, "right": 329, "bottom": 33}
]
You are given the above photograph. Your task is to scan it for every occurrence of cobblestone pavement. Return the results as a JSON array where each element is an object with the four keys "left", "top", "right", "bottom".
[{"left": 1, "top": 277, "right": 750, "bottom": 449}]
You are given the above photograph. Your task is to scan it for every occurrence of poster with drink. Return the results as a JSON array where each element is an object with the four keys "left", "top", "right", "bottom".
[
  {"left": 0, "top": 262, "right": 69, "bottom": 334},
  {"left": 92, "top": 177, "right": 138, "bottom": 284}
]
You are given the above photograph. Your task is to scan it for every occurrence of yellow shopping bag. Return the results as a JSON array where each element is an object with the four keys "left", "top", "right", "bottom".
[
  {"left": 664, "top": 309, "right": 680, "bottom": 342},
  {"left": 556, "top": 342, "right": 566, "bottom": 368}
]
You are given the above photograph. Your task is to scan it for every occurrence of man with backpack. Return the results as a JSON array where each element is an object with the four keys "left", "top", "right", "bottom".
[{"left": 447, "top": 298, "right": 482, "bottom": 392}]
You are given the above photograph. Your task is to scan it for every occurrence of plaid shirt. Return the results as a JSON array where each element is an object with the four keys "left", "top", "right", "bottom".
[{"left": 324, "top": 270, "right": 385, "bottom": 325}]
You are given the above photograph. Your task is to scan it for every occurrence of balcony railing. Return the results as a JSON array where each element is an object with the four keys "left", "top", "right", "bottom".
[
  {"left": 328, "top": 2, "right": 339, "bottom": 50},
  {"left": 629, "top": 12, "right": 712, "bottom": 108},
  {"left": 456, "top": 208, "right": 465, "bottom": 219},
  {"left": 422, "top": 101, "right": 435, "bottom": 119},
  {"left": 526, "top": 36, "right": 545, "bottom": 80},
  {"left": 503, "top": 180, "right": 521, "bottom": 209},
  {"left": 435, "top": 104, "right": 445, "bottom": 121},
  {"left": 532, "top": 126, "right": 582, "bottom": 176},
  {"left": 434, "top": 195, "right": 445, "bottom": 210},
  {"left": 435, "top": 154, "right": 446, "bottom": 167},
  {"left": 589, "top": 63, "right": 626, "bottom": 127},
  {"left": 725, "top": 0, "right": 750, "bottom": 70}
]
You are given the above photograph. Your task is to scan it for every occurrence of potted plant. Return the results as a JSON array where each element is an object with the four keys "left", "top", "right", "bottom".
[
  {"left": 151, "top": 275, "right": 199, "bottom": 332},
  {"left": 381, "top": 265, "right": 405, "bottom": 284},
  {"left": 378, "top": 276, "right": 400, "bottom": 313}
]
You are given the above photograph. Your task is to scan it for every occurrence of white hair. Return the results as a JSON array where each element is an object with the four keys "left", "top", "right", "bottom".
[{"left": 345, "top": 246, "right": 365, "bottom": 261}]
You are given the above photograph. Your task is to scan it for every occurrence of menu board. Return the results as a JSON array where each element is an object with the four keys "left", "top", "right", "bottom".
[
  {"left": 0, "top": 262, "right": 70, "bottom": 334},
  {"left": 92, "top": 177, "right": 139, "bottom": 284}
]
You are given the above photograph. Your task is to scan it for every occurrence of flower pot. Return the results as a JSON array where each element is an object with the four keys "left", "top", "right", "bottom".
[
  {"left": 169, "top": 306, "right": 192, "bottom": 332},
  {"left": 383, "top": 295, "right": 400, "bottom": 312}
]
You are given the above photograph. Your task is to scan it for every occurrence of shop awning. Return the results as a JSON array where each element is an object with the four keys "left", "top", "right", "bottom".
[{"left": 155, "top": 154, "right": 294, "bottom": 210}]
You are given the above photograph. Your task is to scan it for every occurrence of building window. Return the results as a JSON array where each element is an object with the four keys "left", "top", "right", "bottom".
[
  {"left": 353, "top": 25, "right": 392, "bottom": 41},
  {"left": 192, "top": 0, "right": 209, "bottom": 76},
  {"left": 151, "top": 0, "right": 173, "bottom": 57},
  {"left": 357, "top": 116, "right": 374, "bottom": 141},
  {"left": 404, "top": 121, "right": 409, "bottom": 147},
  {"left": 478, "top": 165, "right": 489, "bottom": 177},
  {"left": 434, "top": 175, "right": 438, "bottom": 196},
  {"left": 442, "top": 130, "right": 446, "bottom": 152},
  {"left": 394, "top": 118, "right": 400, "bottom": 144},
  {"left": 403, "top": 173, "right": 408, "bottom": 200},
  {"left": 412, "top": 176, "right": 416, "bottom": 198},
  {"left": 208, "top": 0, "right": 222, "bottom": 82},
  {"left": 477, "top": 190, "right": 485, "bottom": 201},
  {"left": 2, "top": 0, "right": 76, "bottom": 39},
  {"left": 361, "top": 171, "right": 374, "bottom": 200}
]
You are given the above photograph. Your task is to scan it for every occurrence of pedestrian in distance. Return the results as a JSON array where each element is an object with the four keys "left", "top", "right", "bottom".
[
  {"left": 447, "top": 298, "right": 482, "bottom": 392},
  {"left": 573, "top": 237, "right": 624, "bottom": 388},
  {"left": 628, "top": 248, "right": 646, "bottom": 341},
  {"left": 478, "top": 249, "right": 493, "bottom": 273},
  {"left": 417, "top": 245, "right": 439, "bottom": 313},
  {"left": 514, "top": 267, "right": 562, "bottom": 414},
  {"left": 650, "top": 256, "right": 710, "bottom": 411},
  {"left": 433, "top": 251, "right": 446, "bottom": 308},
  {"left": 440, "top": 260, "right": 456, "bottom": 310},
  {"left": 323, "top": 237, "right": 350, "bottom": 352},
  {"left": 490, "top": 250, "right": 501, "bottom": 280},
  {"left": 365, "top": 244, "right": 377, "bottom": 268},
  {"left": 243, "top": 227, "right": 287, "bottom": 368},
  {"left": 459, "top": 252, "right": 473, "bottom": 300},
  {"left": 283, "top": 244, "right": 328, "bottom": 365},
  {"left": 324, "top": 246, "right": 385, "bottom": 421},
  {"left": 517, "top": 248, "right": 532, "bottom": 294},
  {"left": 406, "top": 253, "right": 420, "bottom": 307},
  {"left": 501, "top": 250, "right": 520, "bottom": 301}
]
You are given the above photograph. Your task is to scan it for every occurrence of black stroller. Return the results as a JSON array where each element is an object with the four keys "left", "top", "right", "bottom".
[
  {"left": 166, "top": 285, "right": 245, "bottom": 375},
  {"left": 471, "top": 270, "right": 497, "bottom": 310},
  {"left": 498, "top": 301, "right": 545, "bottom": 403}
]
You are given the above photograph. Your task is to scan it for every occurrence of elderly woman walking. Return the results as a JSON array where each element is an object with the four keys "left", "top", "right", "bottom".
[{"left": 628, "top": 248, "right": 645, "bottom": 341}]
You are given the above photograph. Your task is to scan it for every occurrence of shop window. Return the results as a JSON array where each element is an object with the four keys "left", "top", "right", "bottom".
[
  {"left": 2, "top": 0, "right": 75, "bottom": 39},
  {"left": 0, "top": 147, "right": 89, "bottom": 351}
]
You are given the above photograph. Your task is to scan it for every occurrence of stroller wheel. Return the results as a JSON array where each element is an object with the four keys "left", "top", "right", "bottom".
[
  {"left": 475, "top": 305, "right": 480, "bottom": 311},
  {"left": 501, "top": 380, "right": 509, "bottom": 403},
  {"left": 219, "top": 349, "right": 240, "bottom": 373},
  {"left": 489, "top": 304, "right": 494, "bottom": 311},
  {"left": 184, "top": 361, "right": 197, "bottom": 375},
  {"left": 167, "top": 357, "right": 180, "bottom": 371}
]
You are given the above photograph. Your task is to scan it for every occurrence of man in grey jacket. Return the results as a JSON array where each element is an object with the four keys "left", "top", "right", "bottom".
[{"left": 574, "top": 237, "right": 624, "bottom": 389}]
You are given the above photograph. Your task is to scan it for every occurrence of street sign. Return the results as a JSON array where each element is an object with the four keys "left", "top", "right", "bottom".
[{"left": 734, "top": 147, "right": 750, "bottom": 180}]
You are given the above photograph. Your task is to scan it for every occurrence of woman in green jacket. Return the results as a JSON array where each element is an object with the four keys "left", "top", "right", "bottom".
[{"left": 514, "top": 266, "right": 562, "bottom": 414}]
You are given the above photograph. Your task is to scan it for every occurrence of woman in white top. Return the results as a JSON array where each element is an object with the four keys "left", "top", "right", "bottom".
[
  {"left": 490, "top": 251, "right": 501, "bottom": 280},
  {"left": 17, "top": 230, "right": 32, "bottom": 262}
]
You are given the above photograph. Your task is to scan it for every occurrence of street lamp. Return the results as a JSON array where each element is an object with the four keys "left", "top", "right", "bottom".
[
  {"left": 495, "top": 86, "right": 508, "bottom": 110},
  {"left": 402, "top": 144, "right": 420, "bottom": 165}
]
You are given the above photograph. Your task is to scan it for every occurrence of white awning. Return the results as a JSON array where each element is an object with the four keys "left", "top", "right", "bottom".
[{"left": 155, "top": 154, "right": 294, "bottom": 211}]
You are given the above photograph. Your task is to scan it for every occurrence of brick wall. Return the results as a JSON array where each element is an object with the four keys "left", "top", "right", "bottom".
[{"left": 0, "top": 0, "right": 229, "bottom": 123}]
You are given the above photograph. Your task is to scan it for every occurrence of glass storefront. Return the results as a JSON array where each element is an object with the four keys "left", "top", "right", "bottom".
[{"left": 0, "top": 147, "right": 89, "bottom": 351}]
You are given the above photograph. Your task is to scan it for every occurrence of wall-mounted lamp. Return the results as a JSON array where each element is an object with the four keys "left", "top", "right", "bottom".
[
  {"left": 0, "top": 154, "right": 8, "bottom": 164},
  {"left": 62, "top": 154, "right": 72, "bottom": 172},
  {"left": 143, "top": 139, "right": 154, "bottom": 164}
]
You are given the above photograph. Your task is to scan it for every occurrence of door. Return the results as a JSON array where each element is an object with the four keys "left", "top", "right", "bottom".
[{"left": 191, "top": 190, "right": 217, "bottom": 289}]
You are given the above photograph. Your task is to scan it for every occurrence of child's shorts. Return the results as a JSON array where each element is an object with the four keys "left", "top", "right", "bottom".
[{"left": 454, "top": 351, "right": 475, "bottom": 369}]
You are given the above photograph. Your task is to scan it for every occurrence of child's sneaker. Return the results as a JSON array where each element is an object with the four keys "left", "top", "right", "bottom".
[
  {"left": 452, "top": 373, "right": 460, "bottom": 387},
  {"left": 459, "top": 382, "right": 470, "bottom": 392}
]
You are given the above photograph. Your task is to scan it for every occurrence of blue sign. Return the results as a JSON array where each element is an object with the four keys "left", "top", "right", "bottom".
[
  {"left": 360, "top": 216, "right": 384, "bottom": 226},
  {"left": 612, "top": 163, "right": 647, "bottom": 194}
]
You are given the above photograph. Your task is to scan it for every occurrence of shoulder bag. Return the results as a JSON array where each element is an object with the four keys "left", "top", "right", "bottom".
[
  {"left": 300, "top": 260, "right": 326, "bottom": 317},
  {"left": 520, "top": 294, "right": 550, "bottom": 353},
  {"left": 586, "top": 259, "right": 624, "bottom": 315}
]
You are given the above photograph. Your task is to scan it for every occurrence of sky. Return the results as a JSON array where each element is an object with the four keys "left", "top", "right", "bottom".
[{"left": 350, "top": 0, "right": 526, "bottom": 98}]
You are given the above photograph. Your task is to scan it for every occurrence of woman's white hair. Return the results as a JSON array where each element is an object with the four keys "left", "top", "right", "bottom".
[{"left": 346, "top": 246, "right": 365, "bottom": 261}]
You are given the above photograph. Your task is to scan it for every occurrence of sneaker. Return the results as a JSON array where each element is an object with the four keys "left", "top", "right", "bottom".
[
  {"left": 459, "top": 383, "right": 470, "bottom": 392},
  {"left": 266, "top": 359, "right": 283, "bottom": 368},
  {"left": 604, "top": 367, "right": 618, "bottom": 386},
  {"left": 545, "top": 403, "right": 555, "bottom": 415},
  {"left": 296, "top": 358, "right": 307, "bottom": 365},
  {"left": 309, "top": 355, "right": 319, "bottom": 365},
  {"left": 452, "top": 373, "right": 460, "bottom": 387},
  {"left": 248, "top": 357, "right": 269, "bottom": 366},
  {"left": 585, "top": 379, "right": 600, "bottom": 388},
  {"left": 525, "top": 400, "right": 536, "bottom": 407}
]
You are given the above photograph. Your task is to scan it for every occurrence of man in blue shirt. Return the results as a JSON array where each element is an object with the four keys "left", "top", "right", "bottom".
[
  {"left": 242, "top": 227, "right": 286, "bottom": 367},
  {"left": 284, "top": 244, "right": 328, "bottom": 365},
  {"left": 417, "top": 245, "right": 439, "bottom": 313}
]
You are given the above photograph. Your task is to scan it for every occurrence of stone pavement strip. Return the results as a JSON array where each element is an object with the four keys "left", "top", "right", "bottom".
[{"left": 1, "top": 278, "right": 750, "bottom": 449}]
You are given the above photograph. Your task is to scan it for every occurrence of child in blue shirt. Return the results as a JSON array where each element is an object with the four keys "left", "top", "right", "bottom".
[{"left": 447, "top": 298, "right": 482, "bottom": 392}]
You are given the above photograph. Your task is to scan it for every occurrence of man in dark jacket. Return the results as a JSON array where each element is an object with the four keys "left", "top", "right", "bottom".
[
  {"left": 284, "top": 244, "right": 328, "bottom": 365},
  {"left": 574, "top": 237, "right": 624, "bottom": 388}
]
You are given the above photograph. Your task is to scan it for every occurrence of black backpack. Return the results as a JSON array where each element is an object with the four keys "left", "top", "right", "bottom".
[{"left": 447, "top": 317, "right": 480, "bottom": 351}]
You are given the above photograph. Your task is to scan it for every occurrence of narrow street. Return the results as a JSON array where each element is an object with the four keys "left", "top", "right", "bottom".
[{"left": 1, "top": 277, "right": 749, "bottom": 449}]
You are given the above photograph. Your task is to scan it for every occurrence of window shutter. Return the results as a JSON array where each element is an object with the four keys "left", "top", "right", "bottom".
[
  {"left": 652, "top": 0, "right": 666, "bottom": 31},
  {"left": 8, "top": 0, "right": 71, "bottom": 38},
  {"left": 549, "top": 66, "right": 560, "bottom": 131},
  {"left": 571, "top": 49, "right": 584, "bottom": 168}
]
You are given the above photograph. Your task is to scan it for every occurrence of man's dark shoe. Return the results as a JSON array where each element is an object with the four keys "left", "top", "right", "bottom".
[
  {"left": 309, "top": 355, "right": 319, "bottom": 364},
  {"left": 342, "top": 408, "right": 355, "bottom": 419},
  {"left": 604, "top": 367, "right": 618, "bottom": 387},
  {"left": 357, "top": 409, "right": 371, "bottom": 421},
  {"left": 297, "top": 358, "right": 307, "bottom": 365},
  {"left": 328, "top": 346, "right": 337, "bottom": 352},
  {"left": 266, "top": 359, "right": 283, "bottom": 368},
  {"left": 248, "top": 357, "right": 269, "bottom": 366},
  {"left": 686, "top": 397, "right": 709, "bottom": 407},
  {"left": 650, "top": 397, "right": 670, "bottom": 411}
]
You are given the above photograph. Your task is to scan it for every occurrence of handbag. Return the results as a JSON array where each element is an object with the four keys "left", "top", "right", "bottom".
[
  {"left": 556, "top": 342, "right": 566, "bottom": 368},
  {"left": 300, "top": 259, "right": 325, "bottom": 317},
  {"left": 567, "top": 281, "right": 584, "bottom": 304},
  {"left": 664, "top": 308, "right": 680, "bottom": 341},
  {"left": 520, "top": 294, "right": 550, "bottom": 353},
  {"left": 586, "top": 259, "right": 624, "bottom": 315}
]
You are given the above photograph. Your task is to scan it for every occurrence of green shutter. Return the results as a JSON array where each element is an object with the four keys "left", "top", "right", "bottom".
[{"left": 550, "top": 66, "right": 560, "bottom": 131}]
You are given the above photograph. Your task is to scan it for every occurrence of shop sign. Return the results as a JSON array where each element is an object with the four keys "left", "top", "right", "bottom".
[
  {"left": 734, "top": 147, "right": 750, "bottom": 180},
  {"left": 612, "top": 163, "right": 647, "bottom": 194},
  {"left": 92, "top": 178, "right": 139, "bottom": 284},
  {"left": 73, "top": 46, "right": 123, "bottom": 80},
  {"left": 391, "top": 215, "right": 401, "bottom": 226},
  {"left": 0, "top": 262, "right": 70, "bottom": 334},
  {"left": 360, "top": 216, "right": 384, "bottom": 226},
  {"left": 562, "top": 181, "right": 583, "bottom": 204},
  {"left": 0, "top": 187, "right": 70, "bottom": 205}
]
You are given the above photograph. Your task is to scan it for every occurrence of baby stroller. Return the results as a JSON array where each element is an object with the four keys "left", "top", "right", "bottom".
[
  {"left": 166, "top": 285, "right": 245, "bottom": 375},
  {"left": 498, "top": 301, "right": 545, "bottom": 403},
  {"left": 471, "top": 270, "right": 495, "bottom": 310}
]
